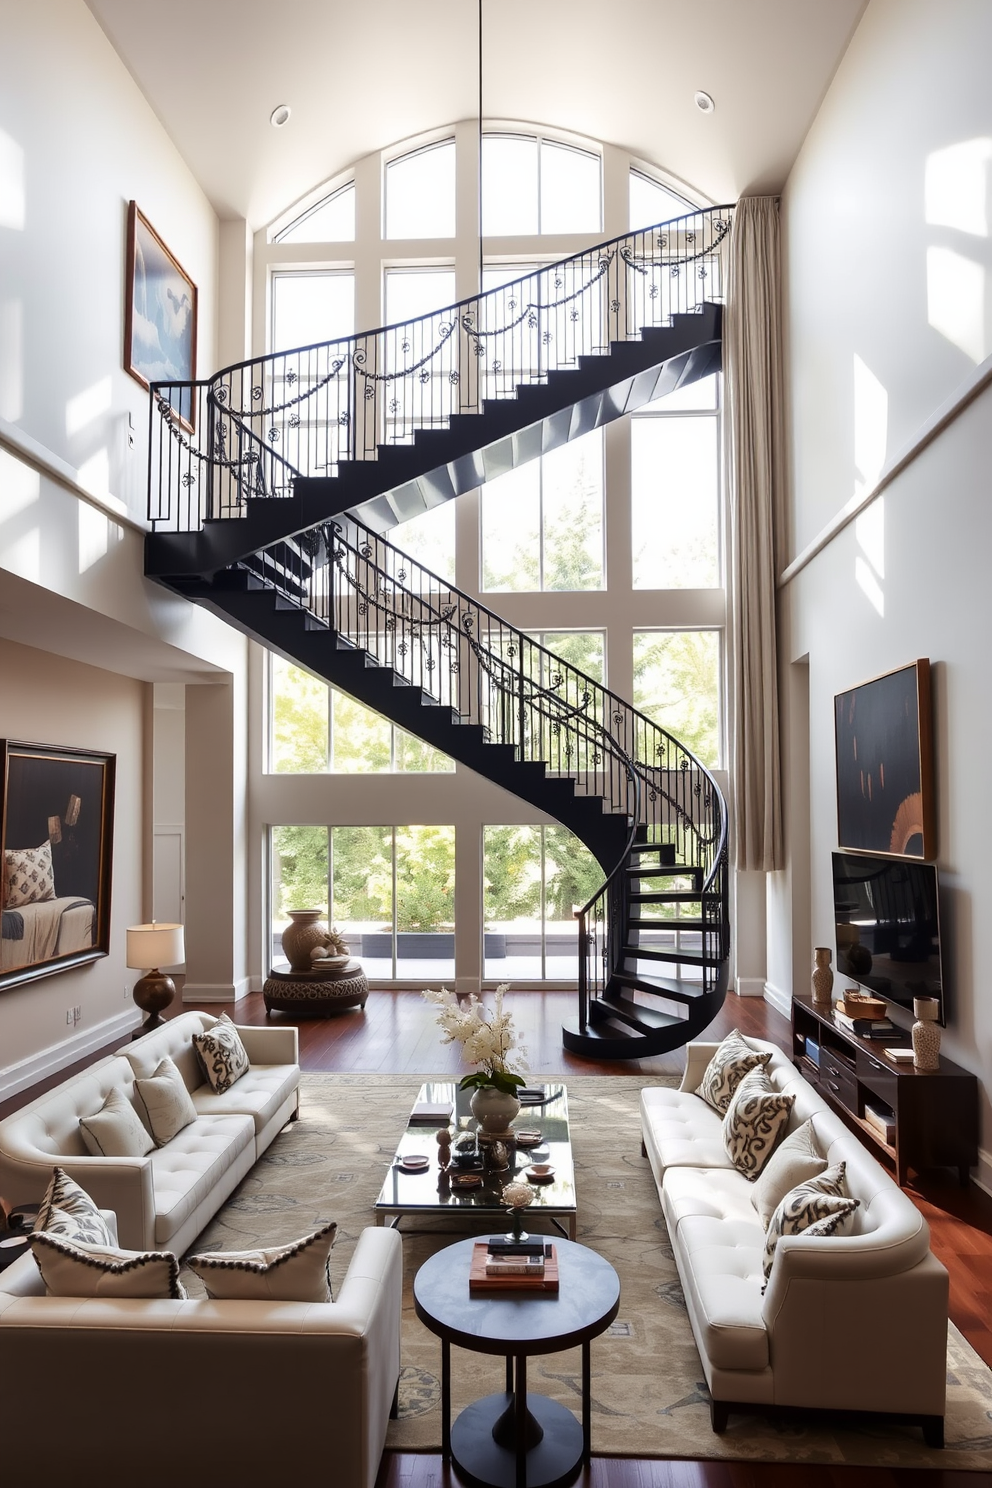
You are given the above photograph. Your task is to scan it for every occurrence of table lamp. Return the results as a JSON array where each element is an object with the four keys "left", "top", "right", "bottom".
[{"left": 127, "top": 922, "right": 185, "bottom": 1039}]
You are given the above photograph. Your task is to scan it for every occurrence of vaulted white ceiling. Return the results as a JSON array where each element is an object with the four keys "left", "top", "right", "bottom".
[{"left": 85, "top": 0, "right": 867, "bottom": 228}]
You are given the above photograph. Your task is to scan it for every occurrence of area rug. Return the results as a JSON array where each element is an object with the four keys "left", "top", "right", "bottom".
[{"left": 182, "top": 1073, "right": 992, "bottom": 1469}]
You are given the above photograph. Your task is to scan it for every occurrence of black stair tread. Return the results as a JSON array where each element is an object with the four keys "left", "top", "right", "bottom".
[
  {"left": 626, "top": 864, "right": 703, "bottom": 879},
  {"left": 628, "top": 889, "right": 702, "bottom": 903},
  {"left": 627, "top": 916, "right": 707, "bottom": 931},
  {"left": 592, "top": 996, "right": 684, "bottom": 1035},
  {"left": 610, "top": 970, "right": 709, "bottom": 1002},
  {"left": 622, "top": 943, "right": 707, "bottom": 966}
]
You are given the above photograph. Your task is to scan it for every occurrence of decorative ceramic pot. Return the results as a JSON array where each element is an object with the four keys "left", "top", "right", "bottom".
[
  {"left": 811, "top": 947, "right": 834, "bottom": 1007},
  {"left": 912, "top": 997, "right": 941, "bottom": 1071},
  {"left": 470, "top": 1086, "right": 521, "bottom": 1139},
  {"left": 281, "top": 910, "right": 329, "bottom": 972}
]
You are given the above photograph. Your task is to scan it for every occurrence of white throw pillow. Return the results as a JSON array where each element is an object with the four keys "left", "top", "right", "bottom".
[
  {"left": 762, "top": 1162, "right": 860, "bottom": 1284},
  {"left": 79, "top": 1087, "right": 154, "bottom": 1158},
  {"left": 192, "top": 1013, "right": 250, "bottom": 1094},
  {"left": 694, "top": 1029, "right": 772, "bottom": 1113},
  {"left": 30, "top": 1231, "right": 185, "bottom": 1299},
  {"left": 722, "top": 1067, "right": 795, "bottom": 1179},
  {"left": 4, "top": 840, "right": 56, "bottom": 909},
  {"left": 133, "top": 1056, "right": 198, "bottom": 1146},
  {"left": 750, "top": 1118, "right": 828, "bottom": 1229},
  {"left": 35, "top": 1167, "right": 112, "bottom": 1246},
  {"left": 187, "top": 1221, "right": 337, "bottom": 1303}
]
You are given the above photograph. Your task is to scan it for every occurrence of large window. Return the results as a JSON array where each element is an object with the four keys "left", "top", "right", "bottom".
[
  {"left": 269, "top": 656, "right": 453, "bottom": 774},
  {"left": 632, "top": 629, "right": 721, "bottom": 768},
  {"left": 271, "top": 824, "right": 455, "bottom": 979},
  {"left": 481, "top": 429, "right": 604, "bottom": 592},
  {"left": 629, "top": 169, "right": 691, "bottom": 231},
  {"left": 271, "top": 272, "right": 354, "bottom": 352},
  {"left": 275, "top": 182, "right": 356, "bottom": 244},
  {"left": 482, "top": 136, "right": 601, "bottom": 236},
  {"left": 385, "top": 140, "right": 456, "bottom": 238},
  {"left": 483, "top": 825, "right": 601, "bottom": 980},
  {"left": 631, "top": 374, "right": 720, "bottom": 589}
]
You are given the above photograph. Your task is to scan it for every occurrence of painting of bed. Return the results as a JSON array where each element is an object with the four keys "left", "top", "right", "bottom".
[{"left": 0, "top": 742, "right": 115, "bottom": 990}]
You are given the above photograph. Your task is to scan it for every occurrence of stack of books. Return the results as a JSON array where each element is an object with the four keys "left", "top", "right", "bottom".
[
  {"left": 833, "top": 1008, "right": 898, "bottom": 1040},
  {"left": 469, "top": 1240, "right": 560, "bottom": 1294}
]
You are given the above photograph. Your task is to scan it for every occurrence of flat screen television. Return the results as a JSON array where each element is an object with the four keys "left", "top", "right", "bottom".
[{"left": 831, "top": 850, "right": 944, "bottom": 1024}]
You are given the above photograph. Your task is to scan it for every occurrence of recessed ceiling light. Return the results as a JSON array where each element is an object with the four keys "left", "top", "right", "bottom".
[
  {"left": 270, "top": 104, "right": 291, "bottom": 129},
  {"left": 694, "top": 91, "right": 715, "bottom": 115}
]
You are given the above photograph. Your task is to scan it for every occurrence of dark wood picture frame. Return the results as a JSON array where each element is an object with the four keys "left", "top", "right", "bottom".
[
  {"left": 0, "top": 741, "right": 116, "bottom": 991},
  {"left": 124, "top": 201, "right": 197, "bottom": 430},
  {"left": 834, "top": 659, "right": 935, "bottom": 860}
]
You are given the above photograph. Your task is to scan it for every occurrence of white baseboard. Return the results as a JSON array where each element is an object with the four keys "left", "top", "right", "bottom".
[
  {"left": 736, "top": 977, "right": 766, "bottom": 999},
  {"left": 0, "top": 1007, "right": 141, "bottom": 1103},
  {"left": 182, "top": 978, "right": 251, "bottom": 1003},
  {"left": 970, "top": 1146, "right": 992, "bottom": 1198},
  {"left": 763, "top": 981, "right": 793, "bottom": 1019}
]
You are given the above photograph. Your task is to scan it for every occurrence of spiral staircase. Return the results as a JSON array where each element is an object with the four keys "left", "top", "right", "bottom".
[{"left": 144, "top": 209, "right": 733, "bottom": 1059}]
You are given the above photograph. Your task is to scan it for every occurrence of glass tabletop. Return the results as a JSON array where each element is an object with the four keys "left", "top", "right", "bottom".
[{"left": 374, "top": 1080, "right": 576, "bottom": 1227}]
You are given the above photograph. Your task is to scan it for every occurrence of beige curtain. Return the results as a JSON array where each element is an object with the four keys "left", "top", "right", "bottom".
[{"left": 725, "top": 196, "right": 785, "bottom": 871}]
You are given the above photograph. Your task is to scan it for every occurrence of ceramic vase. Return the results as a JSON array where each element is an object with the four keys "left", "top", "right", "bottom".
[
  {"left": 912, "top": 997, "right": 941, "bottom": 1071},
  {"left": 470, "top": 1086, "right": 521, "bottom": 1139},
  {"left": 281, "top": 909, "right": 328, "bottom": 972},
  {"left": 811, "top": 947, "right": 834, "bottom": 1007}
]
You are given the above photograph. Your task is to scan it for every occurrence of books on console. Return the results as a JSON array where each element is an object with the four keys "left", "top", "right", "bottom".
[{"left": 409, "top": 1101, "right": 454, "bottom": 1124}]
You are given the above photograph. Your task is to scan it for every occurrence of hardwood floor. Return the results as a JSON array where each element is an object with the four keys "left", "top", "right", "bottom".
[{"left": 4, "top": 987, "right": 991, "bottom": 1488}]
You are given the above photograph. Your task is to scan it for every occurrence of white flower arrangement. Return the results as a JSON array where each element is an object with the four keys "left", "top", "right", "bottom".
[{"left": 421, "top": 983, "right": 527, "bottom": 1095}]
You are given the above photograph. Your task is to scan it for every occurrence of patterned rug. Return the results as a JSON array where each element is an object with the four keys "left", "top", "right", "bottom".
[{"left": 182, "top": 1073, "right": 992, "bottom": 1468}]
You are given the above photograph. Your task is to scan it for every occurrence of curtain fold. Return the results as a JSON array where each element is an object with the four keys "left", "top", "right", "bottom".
[{"left": 725, "top": 196, "right": 785, "bottom": 872}]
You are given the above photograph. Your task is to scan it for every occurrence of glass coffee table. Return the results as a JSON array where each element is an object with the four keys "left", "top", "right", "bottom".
[{"left": 374, "top": 1081, "right": 577, "bottom": 1241}]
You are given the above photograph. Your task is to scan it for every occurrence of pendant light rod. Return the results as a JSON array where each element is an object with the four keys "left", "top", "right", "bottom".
[{"left": 478, "top": 0, "right": 483, "bottom": 289}]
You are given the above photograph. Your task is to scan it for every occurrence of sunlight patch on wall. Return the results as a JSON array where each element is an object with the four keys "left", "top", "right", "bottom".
[
  {"left": 855, "top": 497, "right": 884, "bottom": 616},
  {"left": 77, "top": 447, "right": 110, "bottom": 501},
  {"left": 0, "top": 447, "right": 40, "bottom": 520},
  {"left": 0, "top": 299, "right": 23, "bottom": 420},
  {"left": 78, "top": 500, "right": 121, "bottom": 573},
  {"left": 926, "top": 246, "right": 986, "bottom": 363},
  {"left": 852, "top": 353, "right": 888, "bottom": 497},
  {"left": 66, "top": 377, "right": 112, "bottom": 438},
  {"left": 0, "top": 130, "right": 25, "bottom": 230},
  {"left": 925, "top": 138, "right": 992, "bottom": 237}
]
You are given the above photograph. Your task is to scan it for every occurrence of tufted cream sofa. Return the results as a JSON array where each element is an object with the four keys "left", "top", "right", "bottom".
[
  {"left": 0, "top": 1221, "right": 402, "bottom": 1488},
  {"left": 641, "top": 1035, "right": 949, "bottom": 1445},
  {"left": 0, "top": 1012, "right": 300, "bottom": 1253}
]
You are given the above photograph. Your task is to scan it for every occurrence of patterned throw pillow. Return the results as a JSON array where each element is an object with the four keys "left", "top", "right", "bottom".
[
  {"left": 750, "top": 1118, "right": 828, "bottom": 1228},
  {"left": 35, "top": 1167, "right": 112, "bottom": 1246},
  {"left": 4, "top": 840, "right": 56, "bottom": 909},
  {"left": 79, "top": 1087, "right": 155, "bottom": 1159},
  {"left": 133, "top": 1056, "right": 198, "bottom": 1146},
  {"left": 187, "top": 1221, "right": 337, "bottom": 1303},
  {"left": 694, "top": 1029, "right": 773, "bottom": 1113},
  {"left": 30, "top": 1231, "right": 186, "bottom": 1299},
  {"left": 722, "top": 1067, "right": 795, "bottom": 1179},
  {"left": 192, "top": 1013, "right": 250, "bottom": 1094},
  {"left": 762, "top": 1162, "right": 860, "bottom": 1283}
]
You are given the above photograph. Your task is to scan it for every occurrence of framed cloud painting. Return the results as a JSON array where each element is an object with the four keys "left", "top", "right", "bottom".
[
  {"left": 124, "top": 201, "right": 197, "bottom": 429},
  {"left": 0, "top": 742, "right": 116, "bottom": 990}
]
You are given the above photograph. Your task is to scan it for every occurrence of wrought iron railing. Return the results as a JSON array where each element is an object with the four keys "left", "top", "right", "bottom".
[
  {"left": 240, "top": 515, "right": 728, "bottom": 1020},
  {"left": 148, "top": 207, "right": 733, "bottom": 533}
]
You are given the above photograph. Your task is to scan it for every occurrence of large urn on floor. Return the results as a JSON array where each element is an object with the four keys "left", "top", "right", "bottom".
[
  {"left": 470, "top": 1086, "right": 521, "bottom": 1140},
  {"left": 281, "top": 910, "right": 329, "bottom": 972}
]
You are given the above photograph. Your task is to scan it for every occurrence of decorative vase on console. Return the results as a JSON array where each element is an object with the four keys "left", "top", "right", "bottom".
[
  {"left": 912, "top": 997, "right": 941, "bottom": 1071},
  {"left": 281, "top": 910, "right": 329, "bottom": 972},
  {"left": 811, "top": 947, "right": 834, "bottom": 1008}
]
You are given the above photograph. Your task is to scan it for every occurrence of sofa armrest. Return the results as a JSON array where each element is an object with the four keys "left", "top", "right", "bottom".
[
  {"left": 0, "top": 1154, "right": 155, "bottom": 1252},
  {"left": 234, "top": 1024, "right": 299, "bottom": 1067},
  {"left": 680, "top": 1043, "right": 719, "bottom": 1093}
]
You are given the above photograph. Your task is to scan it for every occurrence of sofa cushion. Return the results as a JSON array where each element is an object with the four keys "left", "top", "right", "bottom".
[
  {"left": 4, "top": 840, "right": 55, "bottom": 909},
  {"left": 694, "top": 1029, "right": 773, "bottom": 1113},
  {"left": 723, "top": 1068, "right": 795, "bottom": 1179},
  {"left": 29, "top": 1231, "right": 185, "bottom": 1299},
  {"left": 134, "top": 1057, "right": 199, "bottom": 1146},
  {"left": 640, "top": 1088, "right": 734, "bottom": 1175},
  {"left": 762, "top": 1162, "right": 860, "bottom": 1282},
  {"left": 188, "top": 1221, "right": 337, "bottom": 1303},
  {"left": 671, "top": 1213, "right": 769, "bottom": 1370},
  {"left": 148, "top": 1113, "right": 255, "bottom": 1247},
  {"left": 35, "top": 1168, "right": 112, "bottom": 1246},
  {"left": 192, "top": 1014, "right": 250, "bottom": 1094},
  {"left": 79, "top": 1087, "right": 155, "bottom": 1159},
  {"left": 191, "top": 1062, "right": 299, "bottom": 1136},
  {"left": 750, "top": 1118, "right": 827, "bottom": 1228}
]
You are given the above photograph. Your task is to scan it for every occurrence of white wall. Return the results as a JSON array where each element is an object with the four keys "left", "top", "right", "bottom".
[
  {"left": 0, "top": 0, "right": 218, "bottom": 520},
  {"left": 780, "top": 0, "right": 992, "bottom": 1177}
]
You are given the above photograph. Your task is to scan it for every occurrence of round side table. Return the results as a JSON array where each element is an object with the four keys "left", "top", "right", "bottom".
[
  {"left": 414, "top": 1235, "right": 619, "bottom": 1488},
  {"left": 263, "top": 960, "right": 369, "bottom": 1018}
]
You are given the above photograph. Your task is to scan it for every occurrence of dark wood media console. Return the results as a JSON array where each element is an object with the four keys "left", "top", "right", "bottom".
[{"left": 791, "top": 995, "right": 978, "bottom": 1186}]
